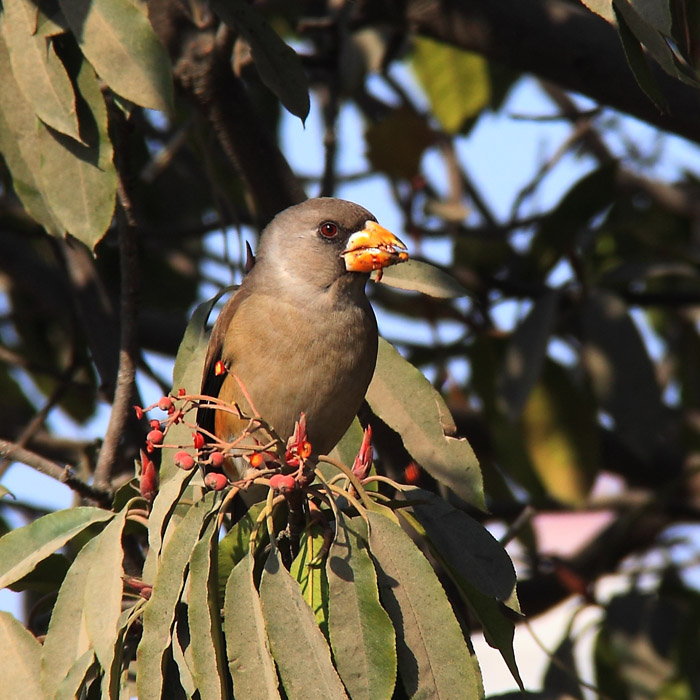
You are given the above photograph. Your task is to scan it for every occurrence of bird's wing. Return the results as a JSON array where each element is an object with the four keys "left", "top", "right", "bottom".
[{"left": 197, "top": 284, "right": 254, "bottom": 442}]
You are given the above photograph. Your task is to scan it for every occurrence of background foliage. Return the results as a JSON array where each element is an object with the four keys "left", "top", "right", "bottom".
[{"left": 1, "top": 0, "right": 700, "bottom": 698}]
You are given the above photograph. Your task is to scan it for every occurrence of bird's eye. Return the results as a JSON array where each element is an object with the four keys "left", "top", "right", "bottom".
[{"left": 320, "top": 222, "right": 338, "bottom": 238}]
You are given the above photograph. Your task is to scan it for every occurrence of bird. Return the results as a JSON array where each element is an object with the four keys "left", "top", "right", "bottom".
[{"left": 198, "top": 197, "right": 408, "bottom": 481}]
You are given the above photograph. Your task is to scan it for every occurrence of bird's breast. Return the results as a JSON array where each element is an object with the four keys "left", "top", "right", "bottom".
[{"left": 218, "top": 292, "right": 378, "bottom": 456}]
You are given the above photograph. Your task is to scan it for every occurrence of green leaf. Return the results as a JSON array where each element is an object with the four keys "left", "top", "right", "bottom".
[
  {"left": 499, "top": 290, "right": 560, "bottom": 421},
  {"left": 211, "top": 0, "right": 309, "bottom": 123},
  {"left": 327, "top": 514, "right": 397, "bottom": 700},
  {"left": 1, "top": 0, "right": 80, "bottom": 140},
  {"left": 367, "top": 509, "right": 483, "bottom": 699},
  {"left": 0, "top": 34, "right": 61, "bottom": 234},
  {"left": 581, "top": 290, "right": 667, "bottom": 461},
  {"left": 290, "top": 525, "right": 329, "bottom": 636},
  {"left": 0, "top": 612, "right": 43, "bottom": 700},
  {"left": 8, "top": 553, "right": 69, "bottom": 593},
  {"left": 375, "top": 259, "right": 469, "bottom": 299},
  {"left": 40, "top": 531, "right": 102, "bottom": 699},
  {"left": 580, "top": 0, "right": 616, "bottom": 23},
  {"left": 136, "top": 493, "right": 216, "bottom": 700},
  {"left": 218, "top": 501, "right": 265, "bottom": 595},
  {"left": 365, "top": 106, "right": 434, "bottom": 179},
  {"left": 224, "top": 552, "right": 281, "bottom": 700},
  {"left": 0, "top": 506, "right": 113, "bottom": 589},
  {"left": 366, "top": 339, "right": 485, "bottom": 509},
  {"left": 411, "top": 36, "right": 490, "bottom": 133},
  {"left": 614, "top": 0, "right": 699, "bottom": 86},
  {"left": 187, "top": 517, "right": 227, "bottom": 700},
  {"left": 84, "top": 509, "right": 127, "bottom": 694},
  {"left": 614, "top": 4, "right": 669, "bottom": 111},
  {"left": 142, "top": 467, "right": 195, "bottom": 583},
  {"left": 520, "top": 360, "right": 599, "bottom": 505},
  {"left": 37, "top": 55, "right": 116, "bottom": 247},
  {"left": 55, "top": 649, "right": 97, "bottom": 700},
  {"left": 456, "top": 580, "right": 523, "bottom": 691},
  {"left": 259, "top": 546, "right": 349, "bottom": 700},
  {"left": 57, "top": 0, "right": 174, "bottom": 112},
  {"left": 404, "top": 488, "right": 516, "bottom": 603}
]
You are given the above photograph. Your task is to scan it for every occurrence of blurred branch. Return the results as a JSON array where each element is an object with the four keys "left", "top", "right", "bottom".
[
  {"left": 394, "top": 0, "right": 700, "bottom": 145},
  {"left": 0, "top": 439, "right": 111, "bottom": 505},
  {"left": 150, "top": 0, "right": 306, "bottom": 224}
]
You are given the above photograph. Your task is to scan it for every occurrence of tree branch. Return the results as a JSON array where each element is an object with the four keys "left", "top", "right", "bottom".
[
  {"left": 391, "top": 0, "right": 700, "bottom": 146},
  {"left": 0, "top": 439, "right": 111, "bottom": 505},
  {"left": 92, "top": 180, "right": 141, "bottom": 491}
]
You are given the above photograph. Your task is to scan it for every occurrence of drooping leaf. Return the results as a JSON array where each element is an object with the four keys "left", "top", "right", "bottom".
[
  {"left": 188, "top": 516, "right": 227, "bottom": 700},
  {"left": 136, "top": 493, "right": 216, "bottom": 700},
  {"left": 290, "top": 525, "right": 329, "bottom": 636},
  {"left": 499, "top": 290, "right": 560, "bottom": 421},
  {"left": 142, "top": 467, "right": 195, "bottom": 583},
  {"left": 456, "top": 579, "right": 523, "bottom": 691},
  {"left": 367, "top": 509, "right": 483, "bottom": 699},
  {"left": 520, "top": 360, "right": 599, "bottom": 505},
  {"left": 614, "top": 0, "right": 699, "bottom": 87},
  {"left": 210, "top": 0, "right": 309, "bottom": 122},
  {"left": 40, "top": 531, "right": 102, "bottom": 699},
  {"left": 0, "top": 506, "right": 112, "bottom": 589},
  {"left": 375, "top": 259, "right": 469, "bottom": 299},
  {"left": 0, "top": 612, "right": 43, "bottom": 700},
  {"left": 37, "top": 55, "right": 117, "bottom": 247},
  {"left": 218, "top": 501, "right": 265, "bottom": 595},
  {"left": 0, "top": 34, "right": 61, "bottom": 234},
  {"left": 259, "top": 546, "right": 349, "bottom": 700},
  {"left": 404, "top": 488, "right": 516, "bottom": 602},
  {"left": 366, "top": 339, "right": 485, "bottom": 509},
  {"left": 224, "top": 552, "right": 281, "bottom": 700},
  {"left": 54, "top": 649, "right": 97, "bottom": 700},
  {"left": 411, "top": 36, "right": 490, "bottom": 133},
  {"left": 581, "top": 290, "right": 667, "bottom": 461},
  {"left": 57, "top": 0, "right": 174, "bottom": 112},
  {"left": 327, "top": 514, "right": 396, "bottom": 700},
  {"left": 614, "top": 4, "right": 669, "bottom": 111},
  {"left": 84, "top": 509, "right": 127, "bottom": 694},
  {"left": 1, "top": 0, "right": 80, "bottom": 140}
]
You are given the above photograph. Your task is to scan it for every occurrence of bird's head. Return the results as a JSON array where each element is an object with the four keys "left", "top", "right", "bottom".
[{"left": 255, "top": 198, "right": 408, "bottom": 294}]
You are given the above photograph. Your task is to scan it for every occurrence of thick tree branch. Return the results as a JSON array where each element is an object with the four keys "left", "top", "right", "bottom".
[{"left": 395, "top": 0, "right": 700, "bottom": 145}]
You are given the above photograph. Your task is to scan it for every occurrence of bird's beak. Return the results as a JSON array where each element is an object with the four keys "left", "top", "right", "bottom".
[{"left": 341, "top": 221, "right": 409, "bottom": 273}]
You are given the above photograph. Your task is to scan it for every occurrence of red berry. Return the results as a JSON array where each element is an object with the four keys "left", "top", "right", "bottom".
[
  {"left": 178, "top": 388, "right": 186, "bottom": 397},
  {"left": 174, "top": 451, "right": 195, "bottom": 471},
  {"left": 204, "top": 472, "right": 228, "bottom": 491},
  {"left": 192, "top": 432, "right": 205, "bottom": 450},
  {"left": 133, "top": 405, "right": 144, "bottom": 420},
  {"left": 249, "top": 452, "right": 264, "bottom": 468},
  {"left": 149, "top": 419, "right": 161, "bottom": 429},
  {"left": 214, "top": 360, "right": 226, "bottom": 376},
  {"left": 147, "top": 429, "right": 164, "bottom": 445},
  {"left": 404, "top": 461, "right": 421, "bottom": 484},
  {"left": 209, "top": 451, "right": 224, "bottom": 468},
  {"left": 269, "top": 474, "right": 296, "bottom": 493},
  {"left": 158, "top": 396, "right": 173, "bottom": 412}
]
